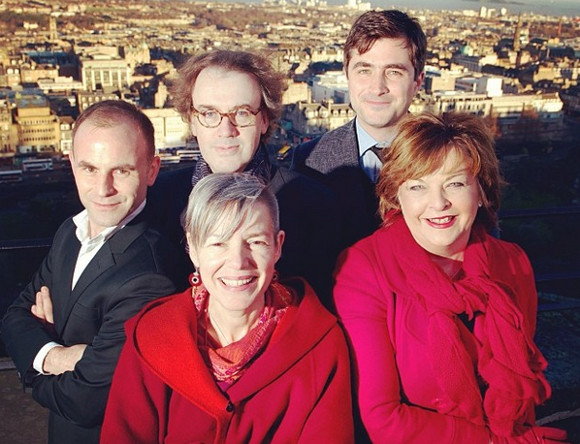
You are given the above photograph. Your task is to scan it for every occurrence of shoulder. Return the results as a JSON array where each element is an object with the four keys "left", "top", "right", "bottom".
[
  {"left": 127, "top": 289, "right": 196, "bottom": 363},
  {"left": 129, "top": 289, "right": 192, "bottom": 336},
  {"left": 43, "top": 217, "right": 80, "bottom": 258},
  {"left": 297, "top": 281, "right": 349, "bottom": 356},
  {"left": 333, "top": 228, "right": 393, "bottom": 297},
  {"left": 153, "top": 164, "right": 195, "bottom": 189},
  {"left": 485, "top": 234, "right": 533, "bottom": 275},
  {"left": 147, "top": 165, "right": 195, "bottom": 211},
  {"left": 52, "top": 216, "right": 76, "bottom": 240},
  {"left": 318, "top": 120, "right": 356, "bottom": 145},
  {"left": 292, "top": 120, "right": 356, "bottom": 168},
  {"left": 279, "top": 278, "right": 338, "bottom": 332},
  {"left": 271, "top": 165, "right": 334, "bottom": 199},
  {"left": 104, "top": 219, "right": 185, "bottom": 290},
  {"left": 339, "top": 227, "right": 389, "bottom": 264}
]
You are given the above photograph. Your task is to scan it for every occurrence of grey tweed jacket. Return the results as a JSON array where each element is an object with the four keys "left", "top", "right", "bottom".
[{"left": 292, "top": 119, "right": 381, "bottom": 255}]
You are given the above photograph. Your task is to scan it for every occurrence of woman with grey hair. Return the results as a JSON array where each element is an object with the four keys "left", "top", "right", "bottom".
[{"left": 101, "top": 173, "right": 354, "bottom": 443}]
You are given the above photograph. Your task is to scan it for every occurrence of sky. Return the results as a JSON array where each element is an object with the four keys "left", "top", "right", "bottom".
[
  {"left": 367, "top": 0, "right": 580, "bottom": 17},
  {"left": 229, "top": 0, "right": 580, "bottom": 17}
]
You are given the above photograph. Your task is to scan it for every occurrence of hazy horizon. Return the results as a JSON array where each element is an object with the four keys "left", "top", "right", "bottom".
[{"left": 219, "top": 0, "right": 580, "bottom": 17}]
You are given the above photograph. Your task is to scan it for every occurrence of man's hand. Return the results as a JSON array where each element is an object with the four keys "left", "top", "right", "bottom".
[
  {"left": 31, "top": 286, "right": 54, "bottom": 324},
  {"left": 43, "top": 344, "right": 88, "bottom": 375}
]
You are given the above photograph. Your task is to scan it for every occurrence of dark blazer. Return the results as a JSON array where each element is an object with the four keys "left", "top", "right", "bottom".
[
  {"left": 1, "top": 213, "right": 181, "bottom": 444},
  {"left": 292, "top": 119, "right": 381, "bottom": 253},
  {"left": 146, "top": 163, "right": 341, "bottom": 306}
]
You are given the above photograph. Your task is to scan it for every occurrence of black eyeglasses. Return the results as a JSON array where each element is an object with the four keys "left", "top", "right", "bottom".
[{"left": 190, "top": 105, "right": 262, "bottom": 128}]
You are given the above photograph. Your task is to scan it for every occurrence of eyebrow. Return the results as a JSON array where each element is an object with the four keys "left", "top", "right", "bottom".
[
  {"left": 77, "top": 161, "right": 136, "bottom": 171},
  {"left": 195, "top": 104, "right": 255, "bottom": 112},
  {"left": 351, "top": 61, "right": 410, "bottom": 71},
  {"left": 442, "top": 169, "right": 472, "bottom": 179},
  {"left": 407, "top": 168, "right": 471, "bottom": 182}
]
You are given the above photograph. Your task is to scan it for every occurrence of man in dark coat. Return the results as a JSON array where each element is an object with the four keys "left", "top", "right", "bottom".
[
  {"left": 147, "top": 50, "right": 340, "bottom": 305},
  {"left": 1, "top": 101, "right": 183, "bottom": 444},
  {"left": 292, "top": 10, "right": 427, "bottom": 251}
]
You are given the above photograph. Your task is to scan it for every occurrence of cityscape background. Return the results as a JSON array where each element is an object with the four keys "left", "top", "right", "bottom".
[{"left": 0, "top": 0, "right": 579, "bottom": 441}]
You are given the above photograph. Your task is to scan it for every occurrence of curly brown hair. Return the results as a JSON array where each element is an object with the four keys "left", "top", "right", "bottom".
[
  {"left": 171, "top": 50, "right": 286, "bottom": 142},
  {"left": 377, "top": 112, "right": 503, "bottom": 232}
]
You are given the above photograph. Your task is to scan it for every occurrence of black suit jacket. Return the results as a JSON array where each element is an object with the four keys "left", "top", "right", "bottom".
[
  {"left": 1, "top": 213, "right": 182, "bottom": 444},
  {"left": 292, "top": 119, "right": 381, "bottom": 253},
  {"left": 146, "top": 163, "right": 341, "bottom": 307}
]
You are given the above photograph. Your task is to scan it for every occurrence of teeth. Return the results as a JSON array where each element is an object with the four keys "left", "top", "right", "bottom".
[
  {"left": 220, "top": 277, "right": 253, "bottom": 287},
  {"left": 429, "top": 216, "right": 452, "bottom": 224}
]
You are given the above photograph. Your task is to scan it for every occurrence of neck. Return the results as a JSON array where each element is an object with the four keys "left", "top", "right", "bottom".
[
  {"left": 359, "top": 120, "right": 398, "bottom": 143},
  {"left": 207, "top": 298, "right": 265, "bottom": 346},
  {"left": 429, "top": 253, "right": 463, "bottom": 278}
]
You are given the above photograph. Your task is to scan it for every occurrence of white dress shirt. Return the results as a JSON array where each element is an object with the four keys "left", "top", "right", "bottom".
[{"left": 32, "top": 200, "right": 147, "bottom": 374}]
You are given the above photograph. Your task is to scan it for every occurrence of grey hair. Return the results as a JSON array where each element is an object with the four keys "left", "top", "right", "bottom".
[{"left": 183, "top": 173, "right": 280, "bottom": 251}]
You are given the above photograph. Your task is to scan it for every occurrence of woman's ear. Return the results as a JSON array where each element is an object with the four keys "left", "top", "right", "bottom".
[
  {"left": 274, "top": 230, "right": 285, "bottom": 262},
  {"left": 185, "top": 232, "right": 199, "bottom": 267}
]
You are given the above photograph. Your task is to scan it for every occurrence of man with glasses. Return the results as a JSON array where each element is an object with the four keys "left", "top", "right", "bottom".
[{"left": 147, "top": 50, "right": 339, "bottom": 304}]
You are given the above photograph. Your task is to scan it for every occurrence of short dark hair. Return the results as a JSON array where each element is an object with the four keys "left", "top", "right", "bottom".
[
  {"left": 72, "top": 100, "right": 155, "bottom": 158},
  {"left": 377, "top": 112, "right": 502, "bottom": 231},
  {"left": 171, "top": 50, "right": 286, "bottom": 142},
  {"left": 344, "top": 10, "right": 427, "bottom": 80}
]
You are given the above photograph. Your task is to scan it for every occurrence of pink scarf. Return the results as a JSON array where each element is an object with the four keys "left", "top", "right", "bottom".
[
  {"left": 384, "top": 216, "right": 550, "bottom": 437},
  {"left": 193, "top": 282, "right": 294, "bottom": 386}
]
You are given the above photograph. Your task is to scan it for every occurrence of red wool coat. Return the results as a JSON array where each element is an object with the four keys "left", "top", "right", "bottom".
[{"left": 101, "top": 278, "right": 354, "bottom": 444}]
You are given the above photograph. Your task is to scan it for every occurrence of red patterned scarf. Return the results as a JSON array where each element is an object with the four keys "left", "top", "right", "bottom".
[
  {"left": 193, "top": 282, "right": 294, "bottom": 386},
  {"left": 384, "top": 216, "right": 550, "bottom": 437}
]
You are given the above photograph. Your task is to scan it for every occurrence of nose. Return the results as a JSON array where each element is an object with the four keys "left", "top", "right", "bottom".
[
  {"left": 370, "top": 72, "right": 388, "bottom": 95},
  {"left": 430, "top": 188, "right": 451, "bottom": 211},
  {"left": 97, "top": 173, "right": 116, "bottom": 197},
  {"left": 226, "top": 241, "right": 252, "bottom": 269},
  {"left": 217, "top": 114, "right": 239, "bottom": 138}
]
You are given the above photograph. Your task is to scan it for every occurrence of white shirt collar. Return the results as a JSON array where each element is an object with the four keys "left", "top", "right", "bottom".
[
  {"left": 355, "top": 118, "right": 378, "bottom": 157},
  {"left": 72, "top": 199, "right": 147, "bottom": 246}
]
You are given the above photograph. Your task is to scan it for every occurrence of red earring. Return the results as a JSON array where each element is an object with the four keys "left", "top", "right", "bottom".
[{"left": 191, "top": 270, "right": 201, "bottom": 286}]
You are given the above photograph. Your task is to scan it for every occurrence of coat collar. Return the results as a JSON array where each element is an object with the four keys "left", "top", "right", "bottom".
[{"left": 132, "top": 278, "right": 336, "bottom": 413}]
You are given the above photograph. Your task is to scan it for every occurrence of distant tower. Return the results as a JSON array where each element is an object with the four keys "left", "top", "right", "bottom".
[
  {"left": 513, "top": 15, "right": 521, "bottom": 52},
  {"left": 49, "top": 15, "right": 57, "bottom": 41},
  {"left": 557, "top": 17, "right": 562, "bottom": 39}
]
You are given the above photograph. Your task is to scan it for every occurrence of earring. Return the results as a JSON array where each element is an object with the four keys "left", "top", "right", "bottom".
[
  {"left": 191, "top": 269, "right": 201, "bottom": 287},
  {"left": 478, "top": 201, "right": 483, "bottom": 207},
  {"left": 272, "top": 270, "right": 279, "bottom": 282}
]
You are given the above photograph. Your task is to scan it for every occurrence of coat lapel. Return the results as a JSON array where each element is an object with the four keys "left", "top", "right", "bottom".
[
  {"left": 52, "top": 227, "right": 82, "bottom": 333},
  {"left": 58, "top": 215, "right": 149, "bottom": 334}
]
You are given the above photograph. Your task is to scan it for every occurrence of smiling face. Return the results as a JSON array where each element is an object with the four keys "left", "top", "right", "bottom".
[
  {"left": 189, "top": 201, "right": 284, "bottom": 316},
  {"left": 347, "top": 37, "right": 423, "bottom": 141},
  {"left": 70, "top": 122, "right": 160, "bottom": 238},
  {"left": 190, "top": 67, "right": 268, "bottom": 173},
  {"left": 397, "top": 149, "right": 481, "bottom": 260}
]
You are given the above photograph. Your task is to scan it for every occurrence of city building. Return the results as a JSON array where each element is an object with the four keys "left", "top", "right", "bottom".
[
  {"left": 142, "top": 108, "right": 189, "bottom": 150},
  {"left": 13, "top": 95, "right": 60, "bottom": 154}
]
